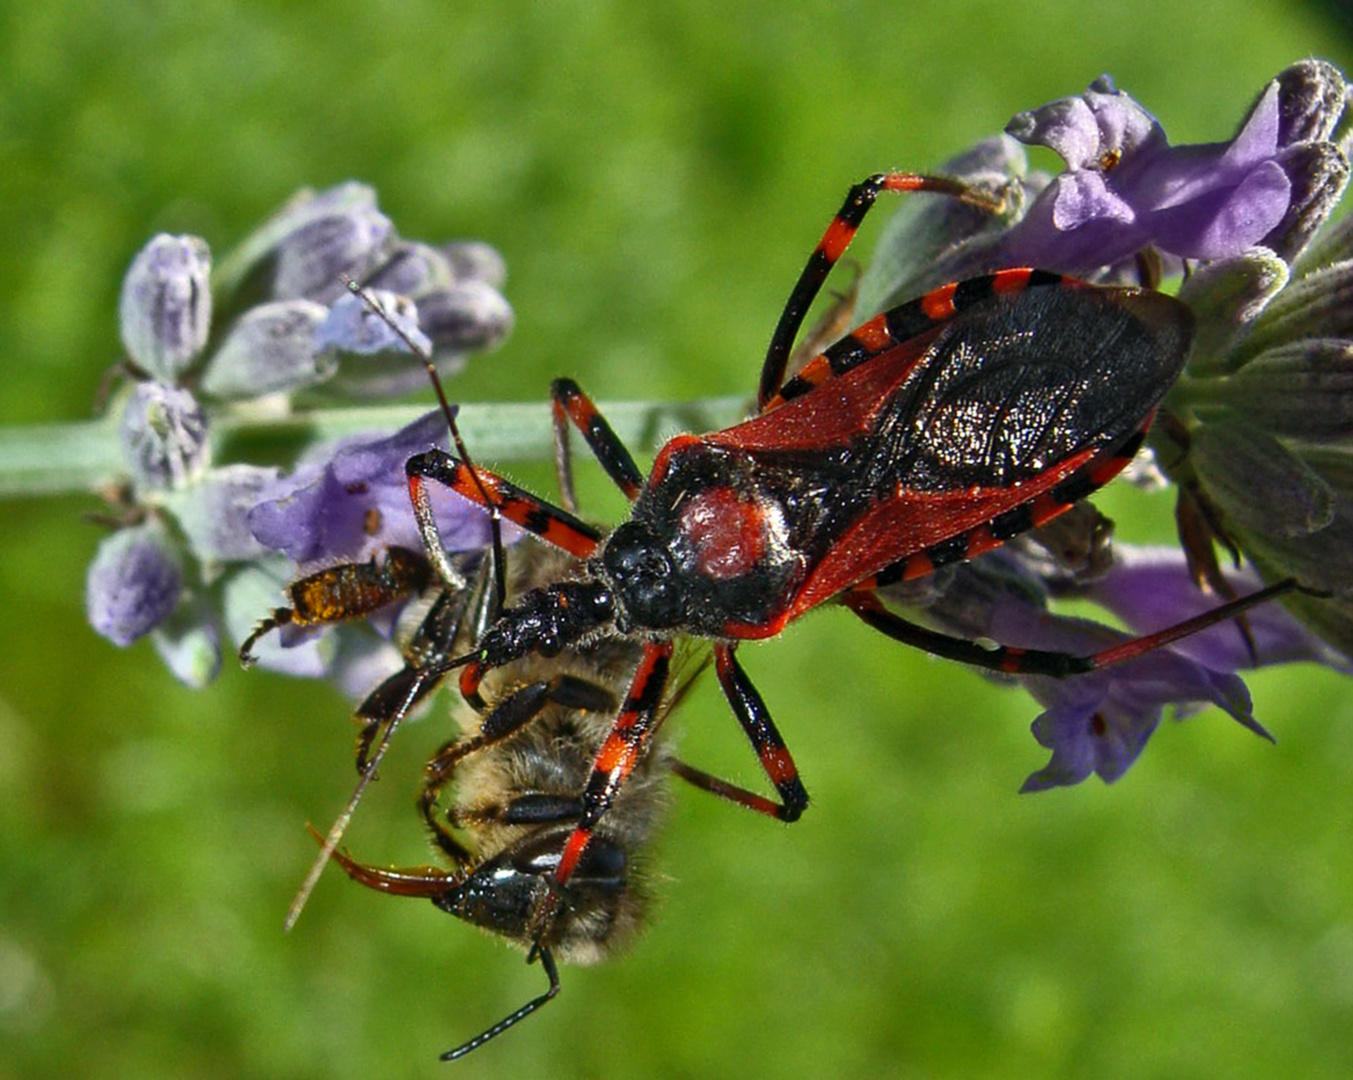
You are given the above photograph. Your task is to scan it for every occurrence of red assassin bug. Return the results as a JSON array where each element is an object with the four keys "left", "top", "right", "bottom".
[{"left": 398, "top": 172, "right": 1295, "bottom": 950}]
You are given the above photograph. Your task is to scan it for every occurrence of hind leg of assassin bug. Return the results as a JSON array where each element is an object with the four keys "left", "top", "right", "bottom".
[{"left": 403, "top": 170, "right": 1305, "bottom": 947}]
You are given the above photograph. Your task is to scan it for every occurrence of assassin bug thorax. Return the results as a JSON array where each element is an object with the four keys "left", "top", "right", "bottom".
[{"left": 398, "top": 170, "right": 1300, "bottom": 932}]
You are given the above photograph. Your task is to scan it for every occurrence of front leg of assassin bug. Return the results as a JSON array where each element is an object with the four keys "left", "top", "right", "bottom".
[{"left": 758, "top": 171, "right": 1006, "bottom": 407}]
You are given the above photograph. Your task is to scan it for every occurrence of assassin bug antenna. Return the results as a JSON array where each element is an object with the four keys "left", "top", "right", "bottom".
[{"left": 339, "top": 275, "right": 509, "bottom": 611}]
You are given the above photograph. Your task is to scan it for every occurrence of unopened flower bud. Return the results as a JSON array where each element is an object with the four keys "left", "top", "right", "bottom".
[
  {"left": 419, "top": 280, "right": 514, "bottom": 354},
  {"left": 86, "top": 522, "right": 183, "bottom": 646},
  {"left": 313, "top": 289, "right": 430, "bottom": 357},
  {"left": 118, "top": 234, "right": 212, "bottom": 381},
  {"left": 119, "top": 381, "right": 209, "bottom": 490},
  {"left": 199, "top": 300, "right": 334, "bottom": 398},
  {"left": 441, "top": 240, "right": 508, "bottom": 288}
]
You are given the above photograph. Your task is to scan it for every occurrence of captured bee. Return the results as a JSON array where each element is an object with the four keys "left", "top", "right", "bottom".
[{"left": 320, "top": 542, "right": 740, "bottom": 1061}]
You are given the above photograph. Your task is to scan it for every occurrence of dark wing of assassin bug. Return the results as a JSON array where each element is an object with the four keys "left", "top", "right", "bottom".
[
  {"left": 318, "top": 540, "right": 782, "bottom": 1062},
  {"left": 392, "top": 172, "right": 1301, "bottom": 959}
]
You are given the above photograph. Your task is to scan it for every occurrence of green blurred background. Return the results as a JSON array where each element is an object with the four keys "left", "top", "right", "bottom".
[{"left": 5, "top": 3, "right": 1353, "bottom": 1078}]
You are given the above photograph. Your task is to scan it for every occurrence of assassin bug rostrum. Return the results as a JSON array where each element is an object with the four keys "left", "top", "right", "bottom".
[{"left": 395, "top": 171, "right": 1300, "bottom": 947}]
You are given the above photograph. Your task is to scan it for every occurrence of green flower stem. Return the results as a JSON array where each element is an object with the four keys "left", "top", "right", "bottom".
[
  {"left": 0, "top": 415, "right": 125, "bottom": 497},
  {"left": 0, "top": 395, "right": 751, "bottom": 498}
]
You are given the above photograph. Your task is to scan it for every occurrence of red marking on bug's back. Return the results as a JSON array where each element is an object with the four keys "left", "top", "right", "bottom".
[
  {"left": 679, "top": 487, "right": 770, "bottom": 581},
  {"left": 849, "top": 312, "right": 894, "bottom": 352},
  {"left": 990, "top": 267, "right": 1035, "bottom": 293}
]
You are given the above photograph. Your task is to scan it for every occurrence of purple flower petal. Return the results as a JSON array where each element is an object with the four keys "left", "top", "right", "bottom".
[
  {"left": 1021, "top": 701, "right": 1158, "bottom": 792},
  {"left": 1006, "top": 76, "right": 1165, "bottom": 171},
  {"left": 1019, "top": 642, "right": 1262, "bottom": 793},
  {"left": 999, "top": 76, "right": 1296, "bottom": 272},
  {"left": 907, "top": 551, "right": 1270, "bottom": 791},
  {"left": 247, "top": 410, "right": 506, "bottom": 571}
]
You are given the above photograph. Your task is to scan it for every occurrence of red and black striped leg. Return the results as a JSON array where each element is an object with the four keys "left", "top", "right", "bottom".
[
  {"left": 548, "top": 640, "right": 676, "bottom": 892},
  {"left": 844, "top": 578, "right": 1301, "bottom": 679},
  {"left": 406, "top": 448, "right": 604, "bottom": 562},
  {"left": 713, "top": 644, "right": 809, "bottom": 822},
  {"left": 405, "top": 446, "right": 606, "bottom": 712},
  {"left": 670, "top": 759, "right": 798, "bottom": 820},
  {"left": 759, "top": 172, "right": 1005, "bottom": 409},
  {"left": 550, "top": 377, "right": 645, "bottom": 511}
]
